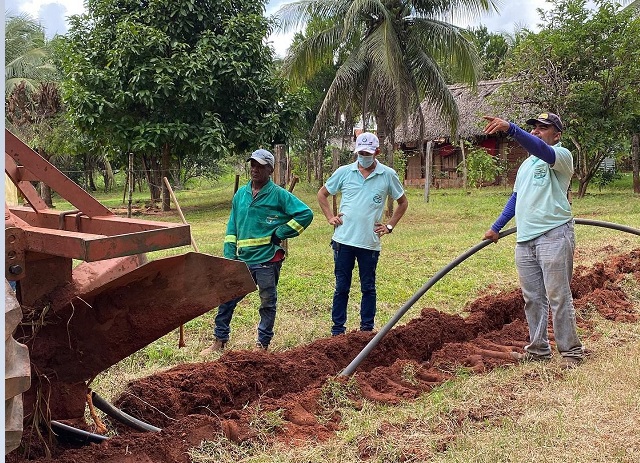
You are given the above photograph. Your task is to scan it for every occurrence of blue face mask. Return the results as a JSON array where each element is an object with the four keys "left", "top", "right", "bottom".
[{"left": 358, "top": 154, "right": 375, "bottom": 168}]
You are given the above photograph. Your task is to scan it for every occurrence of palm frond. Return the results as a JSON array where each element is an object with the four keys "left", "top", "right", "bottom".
[
  {"left": 409, "top": 17, "right": 480, "bottom": 86},
  {"left": 275, "top": 0, "right": 350, "bottom": 32},
  {"left": 312, "top": 48, "right": 369, "bottom": 134},
  {"left": 282, "top": 23, "right": 343, "bottom": 83}
]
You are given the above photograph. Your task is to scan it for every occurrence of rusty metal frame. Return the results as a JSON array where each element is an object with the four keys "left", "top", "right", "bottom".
[{"left": 5, "top": 129, "right": 192, "bottom": 261}]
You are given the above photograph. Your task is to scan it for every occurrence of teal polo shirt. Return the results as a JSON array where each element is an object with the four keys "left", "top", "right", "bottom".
[
  {"left": 514, "top": 143, "right": 573, "bottom": 242},
  {"left": 325, "top": 161, "right": 405, "bottom": 251}
]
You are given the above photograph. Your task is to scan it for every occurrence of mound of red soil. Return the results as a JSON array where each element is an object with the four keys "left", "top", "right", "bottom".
[{"left": 9, "top": 249, "right": 640, "bottom": 462}]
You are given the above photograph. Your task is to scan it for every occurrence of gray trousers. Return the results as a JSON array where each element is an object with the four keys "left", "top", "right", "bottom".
[{"left": 515, "top": 221, "right": 583, "bottom": 358}]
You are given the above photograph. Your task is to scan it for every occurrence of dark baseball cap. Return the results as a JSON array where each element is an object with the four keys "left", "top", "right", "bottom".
[{"left": 526, "top": 112, "right": 563, "bottom": 132}]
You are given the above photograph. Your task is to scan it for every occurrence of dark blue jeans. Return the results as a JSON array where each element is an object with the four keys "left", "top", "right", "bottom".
[
  {"left": 214, "top": 260, "right": 282, "bottom": 347},
  {"left": 331, "top": 241, "right": 380, "bottom": 336}
]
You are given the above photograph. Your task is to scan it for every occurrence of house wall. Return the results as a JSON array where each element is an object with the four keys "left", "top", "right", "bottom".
[
  {"left": 501, "top": 139, "right": 528, "bottom": 184},
  {"left": 402, "top": 137, "right": 529, "bottom": 188},
  {"left": 405, "top": 154, "right": 424, "bottom": 186},
  {"left": 433, "top": 144, "right": 463, "bottom": 188}
]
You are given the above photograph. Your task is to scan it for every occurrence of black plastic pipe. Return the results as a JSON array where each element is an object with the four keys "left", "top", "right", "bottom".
[
  {"left": 50, "top": 420, "right": 108, "bottom": 444},
  {"left": 340, "top": 219, "right": 640, "bottom": 377},
  {"left": 573, "top": 218, "right": 640, "bottom": 236},
  {"left": 91, "top": 391, "right": 161, "bottom": 433}
]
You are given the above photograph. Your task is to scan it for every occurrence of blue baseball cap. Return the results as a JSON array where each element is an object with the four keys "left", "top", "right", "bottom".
[{"left": 247, "top": 149, "right": 275, "bottom": 168}]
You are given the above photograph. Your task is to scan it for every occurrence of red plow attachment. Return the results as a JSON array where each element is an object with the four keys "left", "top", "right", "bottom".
[{"left": 4, "top": 129, "right": 255, "bottom": 431}]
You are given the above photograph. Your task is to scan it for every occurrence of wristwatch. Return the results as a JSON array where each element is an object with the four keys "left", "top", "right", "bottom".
[{"left": 385, "top": 224, "right": 393, "bottom": 234}]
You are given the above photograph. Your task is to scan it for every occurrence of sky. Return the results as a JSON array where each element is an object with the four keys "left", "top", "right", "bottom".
[{"left": 4, "top": 0, "right": 565, "bottom": 58}]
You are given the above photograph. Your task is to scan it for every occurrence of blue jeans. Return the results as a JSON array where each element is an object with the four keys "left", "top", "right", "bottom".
[
  {"left": 515, "top": 221, "right": 583, "bottom": 358},
  {"left": 214, "top": 260, "right": 282, "bottom": 347},
  {"left": 331, "top": 241, "right": 380, "bottom": 335}
]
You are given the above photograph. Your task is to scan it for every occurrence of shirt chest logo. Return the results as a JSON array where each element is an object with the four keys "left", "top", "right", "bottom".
[
  {"left": 373, "top": 193, "right": 383, "bottom": 204},
  {"left": 533, "top": 165, "right": 546, "bottom": 179}
]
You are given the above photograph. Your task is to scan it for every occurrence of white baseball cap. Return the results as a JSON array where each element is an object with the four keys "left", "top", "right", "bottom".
[{"left": 353, "top": 132, "right": 379, "bottom": 154}]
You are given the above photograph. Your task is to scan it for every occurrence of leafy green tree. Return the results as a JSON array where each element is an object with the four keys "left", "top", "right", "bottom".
[
  {"left": 4, "top": 15, "right": 71, "bottom": 206},
  {"left": 457, "top": 143, "right": 504, "bottom": 188},
  {"left": 501, "top": 0, "right": 640, "bottom": 197},
  {"left": 279, "top": 17, "right": 343, "bottom": 184},
  {"left": 4, "top": 14, "right": 57, "bottom": 96},
  {"left": 276, "top": 0, "right": 498, "bottom": 157},
  {"left": 624, "top": 0, "right": 640, "bottom": 193},
  {"left": 467, "top": 26, "right": 511, "bottom": 79},
  {"left": 60, "top": 0, "right": 288, "bottom": 208}
]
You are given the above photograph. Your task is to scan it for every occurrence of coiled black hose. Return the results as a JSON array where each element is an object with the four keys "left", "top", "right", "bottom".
[{"left": 340, "top": 219, "right": 640, "bottom": 377}]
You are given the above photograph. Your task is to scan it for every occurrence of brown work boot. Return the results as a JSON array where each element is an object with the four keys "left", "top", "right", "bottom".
[
  {"left": 254, "top": 342, "right": 268, "bottom": 351},
  {"left": 199, "top": 338, "right": 226, "bottom": 356}
]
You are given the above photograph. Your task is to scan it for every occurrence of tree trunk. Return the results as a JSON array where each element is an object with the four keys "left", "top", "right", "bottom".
[
  {"left": 577, "top": 177, "right": 589, "bottom": 198},
  {"left": 317, "top": 146, "right": 324, "bottom": 189},
  {"left": 127, "top": 152, "right": 134, "bottom": 218},
  {"left": 142, "top": 154, "right": 161, "bottom": 203},
  {"left": 38, "top": 149, "right": 54, "bottom": 207},
  {"left": 571, "top": 134, "right": 606, "bottom": 199},
  {"left": 274, "top": 144, "right": 287, "bottom": 187},
  {"left": 332, "top": 146, "right": 339, "bottom": 172},
  {"left": 88, "top": 171, "right": 97, "bottom": 192},
  {"left": 39, "top": 182, "right": 53, "bottom": 208},
  {"left": 375, "top": 112, "right": 394, "bottom": 218},
  {"left": 161, "top": 143, "right": 171, "bottom": 211},
  {"left": 103, "top": 158, "right": 114, "bottom": 193},
  {"left": 632, "top": 132, "right": 639, "bottom": 194},
  {"left": 82, "top": 153, "right": 92, "bottom": 191}
]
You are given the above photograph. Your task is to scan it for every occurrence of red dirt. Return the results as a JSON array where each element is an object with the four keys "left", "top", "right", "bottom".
[{"left": 8, "top": 249, "right": 640, "bottom": 462}]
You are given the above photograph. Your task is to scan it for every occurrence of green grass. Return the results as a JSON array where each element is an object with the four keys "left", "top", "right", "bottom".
[
  {"left": 57, "top": 169, "right": 640, "bottom": 462},
  {"left": 63, "top": 171, "right": 640, "bottom": 363}
]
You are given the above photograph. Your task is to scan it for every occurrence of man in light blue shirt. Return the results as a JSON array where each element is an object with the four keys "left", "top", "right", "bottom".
[
  {"left": 483, "top": 112, "right": 583, "bottom": 370},
  {"left": 318, "top": 132, "right": 408, "bottom": 336}
]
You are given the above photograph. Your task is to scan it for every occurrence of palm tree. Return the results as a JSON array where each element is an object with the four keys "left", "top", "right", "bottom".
[
  {"left": 5, "top": 13, "right": 56, "bottom": 96},
  {"left": 624, "top": 0, "right": 640, "bottom": 12},
  {"left": 276, "top": 0, "right": 499, "bottom": 152}
]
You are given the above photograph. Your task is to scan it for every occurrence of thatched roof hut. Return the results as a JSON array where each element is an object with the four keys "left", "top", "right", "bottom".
[
  {"left": 395, "top": 79, "right": 521, "bottom": 144},
  {"left": 396, "top": 79, "right": 535, "bottom": 188}
]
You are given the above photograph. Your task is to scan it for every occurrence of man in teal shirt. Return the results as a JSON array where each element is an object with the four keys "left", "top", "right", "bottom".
[
  {"left": 483, "top": 112, "right": 583, "bottom": 369},
  {"left": 318, "top": 132, "right": 408, "bottom": 336}
]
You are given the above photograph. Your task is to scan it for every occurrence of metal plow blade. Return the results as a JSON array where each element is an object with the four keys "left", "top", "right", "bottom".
[{"left": 27, "top": 252, "right": 256, "bottom": 386}]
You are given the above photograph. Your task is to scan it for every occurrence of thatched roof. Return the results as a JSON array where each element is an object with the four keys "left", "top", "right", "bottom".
[{"left": 395, "top": 79, "right": 522, "bottom": 144}]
